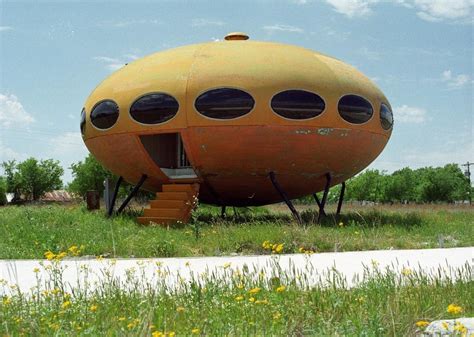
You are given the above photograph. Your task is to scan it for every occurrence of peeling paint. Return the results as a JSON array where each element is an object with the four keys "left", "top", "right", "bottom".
[
  {"left": 201, "top": 144, "right": 207, "bottom": 152},
  {"left": 295, "top": 129, "right": 311, "bottom": 135},
  {"left": 317, "top": 128, "right": 333, "bottom": 136}
]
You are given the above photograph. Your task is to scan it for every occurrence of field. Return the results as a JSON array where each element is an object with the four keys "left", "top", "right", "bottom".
[
  {"left": 0, "top": 203, "right": 473, "bottom": 336},
  {"left": 0, "top": 203, "right": 472, "bottom": 259}
]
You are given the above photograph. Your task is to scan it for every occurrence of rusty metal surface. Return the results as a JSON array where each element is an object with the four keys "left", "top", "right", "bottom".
[{"left": 82, "top": 38, "right": 392, "bottom": 206}]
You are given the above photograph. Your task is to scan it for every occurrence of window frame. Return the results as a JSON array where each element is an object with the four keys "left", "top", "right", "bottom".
[
  {"left": 90, "top": 99, "right": 120, "bottom": 131},
  {"left": 379, "top": 102, "right": 394, "bottom": 131},
  {"left": 194, "top": 86, "right": 256, "bottom": 121},
  {"left": 337, "top": 93, "right": 374, "bottom": 125},
  {"left": 270, "top": 88, "right": 326, "bottom": 121},
  {"left": 129, "top": 92, "right": 180, "bottom": 126}
]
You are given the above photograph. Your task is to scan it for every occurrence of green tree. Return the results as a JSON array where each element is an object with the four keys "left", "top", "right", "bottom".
[
  {"left": 346, "top": 169, "right": 386, "bottom": 202},
  {"left": 416, "top": 164, "right": 470, "bottom": 202},
  {"left": 384, "top": 167, "right": 417, "bottom": 203},
  {"left": 0, "top": 176, "right": 7, "bottom": 205},
  {"left": 1, "top": 158, "right": 63, "bottom": 201},
  {"left": 68, "top": 154, "right": 114, "bottom": 197}
]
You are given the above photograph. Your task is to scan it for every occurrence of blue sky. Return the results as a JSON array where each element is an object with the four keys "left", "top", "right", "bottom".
[{"left": 1, "top": 0, "right": 472, "bottom": 183}]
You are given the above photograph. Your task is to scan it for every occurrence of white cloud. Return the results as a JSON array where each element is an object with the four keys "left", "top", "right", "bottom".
[
  {"left": 0, "top": 140, "right": 27, "bottom": 163},
  {"left": 414, "top": 0, "right": 473, "bottom": 23},
  {"left": 394, "top": 105, "right": 427, "bottom": 123},
  {"left": 93, "top": 54, "right": 141, "bottom": 72},
  {"left": 263, "top": 24, "right": 304, "bottom": 33},
  {"left": 324, "top": 0, "right": 379, "bottom": 18},
  {"left": 47, "top": 132, "right": 89, "bottom": 183},
  {"left": 0, "top": 94, "right": 35, "bottom": 128},
  {"left": 323, "top": 0, "right": 473, "bottom": 23},
  {"left": 441, "top": 70, "right": 471, "bottom": 89},
  {"left": 358, "top": 47, "right": 381, "bottom": 60},
  {"left": 97, "top": 19, "right": 161, "bottom": 28},
  {"left": 0, "top": 26, "right": 13, "bottom": 32},
  {"left": 191, "top": 19, "right": 225, "bottom": 27}
]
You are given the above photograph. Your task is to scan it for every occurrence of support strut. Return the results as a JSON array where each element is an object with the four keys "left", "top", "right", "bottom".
[
  {"left": 317, "top": 173, "right": 332, "bottom": 224},
  {"left": 336, "top": 181, "right": 346, "bottom": 216},
  {"left": 269, "top": 171, "right": 302, "bottom": 225},
  {"left": 116, "top": 174, "right": 148, "bottom": 214},
  {"left": 107, "top": 176, "right": 123, "bottom": 217},
  {"left": 312, "top": 193, "right": 327, "bottom": 217},
  {"left": 221, "top": 205, "right": 227, "bottom": 218}
]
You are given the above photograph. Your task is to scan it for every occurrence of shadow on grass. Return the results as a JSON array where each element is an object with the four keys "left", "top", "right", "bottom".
[{"left": 194, "top": 208, "right": 424, "bottom": 229}]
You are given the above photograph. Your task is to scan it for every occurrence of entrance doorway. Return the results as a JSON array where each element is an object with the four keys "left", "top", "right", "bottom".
[{"left": 140, "top": 133, "right": 197, "bottom": 179}]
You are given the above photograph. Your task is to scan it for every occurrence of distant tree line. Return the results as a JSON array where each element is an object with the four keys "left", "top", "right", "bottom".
[
  {"left": 301, "top": 164, "right": 472, "bottom": 204},
  {"left": 0, "top": 155, "right": 471, "bottom": 205}
]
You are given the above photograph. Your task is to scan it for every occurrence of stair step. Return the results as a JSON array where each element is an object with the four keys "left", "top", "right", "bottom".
[
  {"left": 137, "top": 217, "right": 184, "bottom": 226},
  {"left": 156, "top": 192, "right": 190, "bottom": 200},
  {"left": 162, "top": 184, "right": 196, "bottom": 193},
  {"left": 144, "top": 208, "right": 189, "bottom": 218},
  {"left": 150, "top": 200, "right": 187, "bottom": 209}
]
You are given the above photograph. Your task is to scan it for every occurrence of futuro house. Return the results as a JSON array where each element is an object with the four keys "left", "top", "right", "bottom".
[{"left": 81, "top": 32, "right": 393, "bottom": 225}]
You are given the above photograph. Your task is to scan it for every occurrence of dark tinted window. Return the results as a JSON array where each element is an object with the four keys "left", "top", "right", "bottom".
[
  {"left": 80, "top": 108, "right": 86, "bottom": 135},
  {"left": 271, "top": 90, "right": 325, "bottom": 119},
  {"left": 130, "top": 93, "right": 179, "bottom": 124},
  {"left": 195, "top": 88, "right": 254, "bottom": 119},
  {"left": 90, "top": 100, "right": 119, "bottom": 129},
  {"left": 338, "top": 95, "right": 373, "bottom": 124},
  {"left": 380, "top": 103, "right": 393, "bottom": 130}
]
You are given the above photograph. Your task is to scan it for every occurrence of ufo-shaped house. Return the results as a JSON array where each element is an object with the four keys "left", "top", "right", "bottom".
[{"left": 81, "top": 33, "right": 393, "bottom": 224}]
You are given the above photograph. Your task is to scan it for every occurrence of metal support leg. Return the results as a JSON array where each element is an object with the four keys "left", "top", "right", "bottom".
[
  {"left": 107, "top": 176, "right": 123, "bottom": 217},
  {"left": 221, "top": 206, "right": 226, "bottom": 218},
  {"left": 116, "top": 174, "right": 147, "bottom": 214},
  {"left": 269, "top": 171, "right": 302, "bottom": 224},
  {"left": 312, "top": 193, "right": 327, "bottom": 217},
  {"left": 317, "top": 173, "right": 332, "bottom": 224},
  {"left": 336, "top": 182, "right": 346, "bottom": 216}
]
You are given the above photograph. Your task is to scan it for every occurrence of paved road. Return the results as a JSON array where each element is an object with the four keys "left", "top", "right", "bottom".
[{"left": 1, "top": 247, "right": 472, "bottom": 295}]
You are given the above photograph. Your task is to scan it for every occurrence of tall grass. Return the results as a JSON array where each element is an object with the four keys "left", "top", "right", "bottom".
[
  {"left": 0, "top": 204, "right": 472, "bottom": 259},
  {"left": 0, "top": 258, "right": 472, "bottom": 336}
]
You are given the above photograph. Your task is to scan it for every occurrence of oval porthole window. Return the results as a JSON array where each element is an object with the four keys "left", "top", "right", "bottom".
[
  {"left": 195, "top": 88, "right": 255, "bottom": 119},
  {"left": 90, "top": 100, "right": 119, "bottom": 129},
  {"left": 380, "top": 103, "right": 393, "bottom": 130},
  {"left": 80, "top": 108, "right": 86, "bottom": 135},
  {"left": 271, "top": 90, "right": 325, "bottom": 120},
  {"left": 338, "top": 95, "right": 373, "bottom": 124},
  {"left": 130, "top": 93, "right": 179, "bottom": 124}
]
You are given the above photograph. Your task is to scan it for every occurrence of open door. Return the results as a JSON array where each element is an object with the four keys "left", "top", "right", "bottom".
[{"left": 140, "top": 133, "right": 197, "bottom": 179}]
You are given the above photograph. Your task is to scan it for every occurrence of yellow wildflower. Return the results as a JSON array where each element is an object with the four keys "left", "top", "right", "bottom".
[
  {"left": 118, "top": 317, "right": 126, "bottom": 321},
  {"left": 415, "top": 321, "right": 430, "bottom": 328},
  {"left": 454, "top": 322, "right": 467, "bottom": 334},
  {"left": 61, "top": 301, "right": 71, "bottom": 309},
  {"left": 402, "top": 267, "right": 412, "bottom": 276},
  {"left": 298, "top": 247, "right": 305, "bottom": 253},
  {"left": 223, "top": 262, "right": 231, "bottom": 269},
  {"left": 442, "top": 322, "right": 449, "bottom": 330},
  {"left": 273, "top": 312, "right": 281, "bottom": 320},
  {"left": 152, "top": 332, "right": 163, "bottom": 337},
  {"left": 2, "top": 297, "right": 11, "bottom": 306},
  {"left": 249, "top": 287, "right": 261, "bottom": 294},
  {"left": 56, "top": 251, "right": 67, "bottom": 260},
  {"left": 169, "top": 332, "right": 176, "bottom": 337},
  {"left": 235, "top": 296, "right": 244, "bottom": 301},
  {"left": 33, "top": 267, "right": 40, "bottom": 273},
  {"left": 44, "top": 250, "right": 56, "bottom": 260},
  {"left": 236, "top": 283, "right": 244, "bottom": 289},
  {"left": 274, "top": 243, "right": 284, "bottom": 254},
  {"left": 176, "top": 306, "right": 185, "bottom": 313},
  {"left": 276, "top": 285, "right": 286, "bottom": 292},
  {"left": 447, "top": 303, "right": 463, "bottom": 314},
  {"left": 249, "top": 297, "right": 255, "bottom": 303},
  {"left": 127, "top": 322, "right": 135, "bottom": 330},
  {"left": 262, "top": 240, "right": 271, "bottom": 249},
  {"left": 255, "top": 299, "right": 268, "bottom": 305},
  {"left": 338, "top": 222, "right": 344, "bottom": 227},
  {"left": 191, "top": 328, "right": 200, "bottom": 334},
  {"left": 90, "top": 304, "right": 98, "bottom": 312}
]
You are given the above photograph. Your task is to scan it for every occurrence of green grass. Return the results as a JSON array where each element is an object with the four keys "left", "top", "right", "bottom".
[
  {"left": 0, "top": 259, "right": 472, "bottom": 336},
  {"left": 0, "top": 203, "right": 472, "bottom": 259}
]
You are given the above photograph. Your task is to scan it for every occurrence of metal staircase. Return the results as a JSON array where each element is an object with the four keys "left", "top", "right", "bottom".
[{"left": 137, "top": 183, "right": 199, "bottom": 226}]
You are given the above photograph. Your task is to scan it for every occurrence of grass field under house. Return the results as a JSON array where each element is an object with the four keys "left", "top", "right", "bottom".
[{"left": 0, "top": 203, "right": 472, "bottom": 259}]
